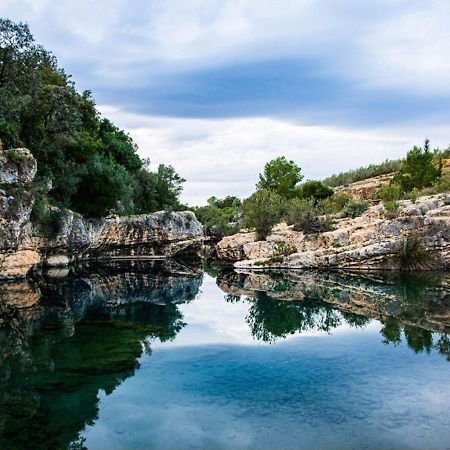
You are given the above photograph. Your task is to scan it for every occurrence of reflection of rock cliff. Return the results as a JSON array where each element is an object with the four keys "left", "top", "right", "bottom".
[
  {"left": 0, "top": 148, "right": 204, "bottom": 279},
  {"left": 217, "top": 270, "right": 450, "bottom": 356},
  {"left": 0, "top": 261, "right": 201, "bottom": 449}
]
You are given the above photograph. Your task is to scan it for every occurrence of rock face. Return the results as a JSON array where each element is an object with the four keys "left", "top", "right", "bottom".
[
  {"left": 0, "top": 148, "right": 204, "bottom": 279},
  {"left": 0, "top": 148, "right": 37, "bottom": 185},
  {"left": 334, "top": 173, "right": 393, "bottom": 200},
  {"left": 216, "top": 193, "right": 450, "bottom": 270}
]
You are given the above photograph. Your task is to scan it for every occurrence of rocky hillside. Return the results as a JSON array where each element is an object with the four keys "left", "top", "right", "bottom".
[
  {"left": 0, "top": 148, "right": 204, "bottom": 279},
  {"left": 216, "top": 193, "right": 450, "bottom": 270},
  {"left": 334, "top": 173, "right": 393, "bottom": 200}
]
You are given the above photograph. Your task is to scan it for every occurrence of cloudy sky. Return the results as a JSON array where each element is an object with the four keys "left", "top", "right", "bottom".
[{"left": 1, "top": 1, "right": 449, "bottom": 204}]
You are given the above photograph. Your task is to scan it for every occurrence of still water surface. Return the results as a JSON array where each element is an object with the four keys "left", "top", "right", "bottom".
[{"left": 0, "top": 262, "right": 449, "bottom": 449}]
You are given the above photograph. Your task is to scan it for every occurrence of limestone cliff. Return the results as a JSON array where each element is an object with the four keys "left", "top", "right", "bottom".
[
  {"left": 216, "top": 193, "right": 450, "bottom": 270},
  {"left": 0, "top": 148, "right": 204, "bottom": 279}
]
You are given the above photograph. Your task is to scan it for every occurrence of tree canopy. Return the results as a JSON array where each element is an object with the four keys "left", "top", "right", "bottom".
[
  {"left": 256, "top": 156, "right": 303, "bottom": 198},
  {"left": 0, "top": 18, "right": 184, "bottom": 217}
]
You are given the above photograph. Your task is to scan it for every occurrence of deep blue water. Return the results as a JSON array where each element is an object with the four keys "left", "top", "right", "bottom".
[{"left": 0, "top": 264, "right": 449, "bottom": 449}]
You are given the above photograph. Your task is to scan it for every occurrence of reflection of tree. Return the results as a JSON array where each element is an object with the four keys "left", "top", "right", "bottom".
[
  {"left": 436, "top": 334, "right": 450, "bottom": 361},
  {"left": 0, "top": 262, "right": 200, "bottom": 449},
  {"left": 403, "top": 325, "right": 433, "bottom": 354},
  {"left": 218, "top": 270, "right": 450, "bottom": 359},
  {"left": 381, "top": 318, "right": 402, "bottom": 346},
  {"left": 381, "top": 318, "right": 449, "bottom": 360},
  {"left": 245, "top": 292, "right": 346, "bottom": 343}
]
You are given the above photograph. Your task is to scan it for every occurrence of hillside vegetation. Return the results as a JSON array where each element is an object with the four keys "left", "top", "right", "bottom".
[
  {"left": 196, "top": 142, "right": 450, "bottom": 241},
  {"left": 0, "top": 19, "right": 184, "bottom": 218}
]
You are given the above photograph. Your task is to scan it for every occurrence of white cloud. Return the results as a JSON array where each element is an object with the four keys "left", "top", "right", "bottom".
[{"left": 99, "top": 105, "right": 449, "bottom": 205}]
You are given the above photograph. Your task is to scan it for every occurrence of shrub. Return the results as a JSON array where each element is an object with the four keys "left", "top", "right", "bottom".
[
  {"left": 193, "top": 198, "right": 241, "bottom": 238},
  {"left": 242, "top": 189, "right": 283, "bottom": 240},
  {"left": 396, "top": 233, "right": 435, "bottom": 270},
  {"left": 408, "top": 188, "right": 421, "bottom": 203},
  {"left": 342, "top": 199, "right": 369, "bottom": 218},
  {"left": 273, "top": 243, "right": 297, "bottom": 257},
  {"left": 6, "top": 149, "right": 23, "bottom": 162},
  {"left": 285, "top": 198, "right": 332, "bottom": 234},
  {"left": 383, "top": 200, "right": 400, "bottom": 219},
  {"left": 376, "top": 183, "right": 403, "bottom": 202},
  {"left": 299, "top": 180, "right": 334, "bottom": 202}
]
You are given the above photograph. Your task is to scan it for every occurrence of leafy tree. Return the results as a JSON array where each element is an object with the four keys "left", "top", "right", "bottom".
[
  {"left": 193, "top": 196, "right": 242, "bottom": 238},
  {"left": 242, "top": 189, "right": 282, "bottom": 240},
  {"left": 0, "top": 19, "right": 185, "bottom": 218},
  {"left": 256, "top": 156, "right": 303, "bottom": 198},
  {"left": 299, "top": 180, "right": 333, "bottom": 201},
  {"left": 393, "top": 140, "right": 440, "bottom": 192},
  {"left": 71, "top": 155, "right": 132, "bottom": 217}
]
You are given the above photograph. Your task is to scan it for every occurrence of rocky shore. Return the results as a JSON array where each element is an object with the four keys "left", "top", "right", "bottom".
[
  {"left": 0, "top": 148, "right": 204, "bottom": 279},
  {"left": 216, "top": 193, "right": 450, "bottom": 271}
]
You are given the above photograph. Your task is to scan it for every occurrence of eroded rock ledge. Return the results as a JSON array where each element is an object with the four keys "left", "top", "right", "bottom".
[
  {"left": 0, "top": 148, "right": 204, "bottom": 279},
  {"left": 216, "top": 193, "right": 450, "bottom": 271}
]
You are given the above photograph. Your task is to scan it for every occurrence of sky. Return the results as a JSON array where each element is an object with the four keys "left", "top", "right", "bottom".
[{"left": 1, "top": 0, "right": 450, "bottom": 205}]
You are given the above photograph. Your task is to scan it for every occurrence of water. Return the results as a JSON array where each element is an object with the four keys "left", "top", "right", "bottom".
[{"left": 0, "top": 261, "right": 449, "bottom": 449}]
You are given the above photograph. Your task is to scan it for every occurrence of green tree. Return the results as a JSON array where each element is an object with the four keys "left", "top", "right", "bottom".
[
  {"left": 299, "top": 180, "right": 333, "bottom": 201},
  {"left": 70, "top": 155, "right": 132, "bottom": 217},
  {"left": 393, "top": 140, "right": 440, "bottom": 192},
  {"left": 242, "top": 189, "right": 282, "bottom": 240},
  {"left": 0, "top": 19, "right": 186, "bottom": 218},
  {"left": 256, "top": 156, "right": 303, "bottom": 198}
]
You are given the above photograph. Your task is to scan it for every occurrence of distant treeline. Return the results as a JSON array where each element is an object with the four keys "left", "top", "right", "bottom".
[
  {"left": 322, "top": 159, "right": 402, "bottom": 187},
  {"left": 0, "top": 18, "right": 185, "bottom": 218}
]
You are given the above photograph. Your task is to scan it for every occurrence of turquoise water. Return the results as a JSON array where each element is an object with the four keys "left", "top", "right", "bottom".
[{"left": 0, "top": 263, "right": 449, "bottom": 449}]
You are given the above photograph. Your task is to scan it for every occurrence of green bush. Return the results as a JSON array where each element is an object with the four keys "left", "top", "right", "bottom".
[
  {"left": 273, "top": 243, "right": 297, "bottom": 257},
  {"left": 396, "top": 233, "right": 434, "bottom": 270},
  {"left": 242, "top": 189, "right": 282, "bottom": 240},
  {"left": 299, "top": 180, "right": 334, "bottom": 201},
  {"left": 319, "top": 192, "right": 352, "bottom": 214},
  {"left": 383, "top": 200, "right": 400, "bottom": 219},
  {"left": 342, "top": 199, "right": 369, "bottom": 218},
  {"left": 285, "top": 198, "right": 332, "bottom": 234},
  {"left": 193, "top": 196, "right": 241, "bottom": 238},
  {"left": 6, "top": 149, "right": 23, "bottom": 162},
  {"left": 376, "top": 183, "right": 403, "bottom": 202}
]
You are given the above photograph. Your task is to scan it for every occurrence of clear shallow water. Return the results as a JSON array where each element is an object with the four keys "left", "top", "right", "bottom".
[{"left": 0, "top": 262, "right": 449, "bottom": 449}]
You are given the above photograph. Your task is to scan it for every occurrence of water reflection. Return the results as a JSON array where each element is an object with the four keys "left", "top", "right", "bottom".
[
  {"left": 0, "top": 260, "right": 202, "bottom": 449},
  {"left": 0, "top": 263, "right": 449, "bottom": 449},
  {"left": 217, "top": 270, "right": 450, "bottom": 358}
]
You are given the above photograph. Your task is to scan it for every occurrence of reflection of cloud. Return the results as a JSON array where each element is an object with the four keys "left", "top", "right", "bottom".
[
  {"left": 81, "top": 326, "right": 450, "bottom": 449},
  {"left": 152, "top": 274, "right": 377, "bottom": 348}
]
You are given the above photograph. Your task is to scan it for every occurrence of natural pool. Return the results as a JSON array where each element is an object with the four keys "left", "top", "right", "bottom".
[{"left": 0, "top": 261, "right": 449, "bottom": 449}]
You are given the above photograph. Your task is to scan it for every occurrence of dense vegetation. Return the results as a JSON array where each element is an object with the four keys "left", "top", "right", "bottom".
[
  {"left": 0, "top": 19, "right": 185, "bottom": 218},
  {"left": 196, "top": 139, "right": 449, "bottom": 242}
]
